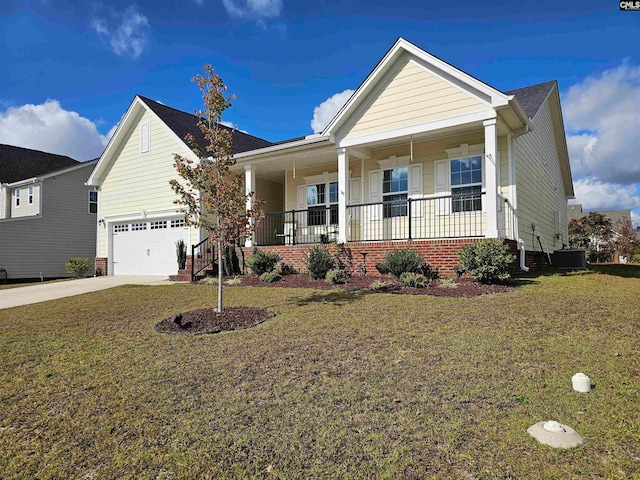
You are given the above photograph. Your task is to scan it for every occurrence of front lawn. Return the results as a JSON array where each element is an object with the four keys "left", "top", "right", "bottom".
[{"left": 0, "top": 270, "right": 638, "bottom": 478}]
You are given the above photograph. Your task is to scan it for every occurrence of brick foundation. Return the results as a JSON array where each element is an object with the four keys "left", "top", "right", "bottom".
[
  {"left": 95, "top": 257, "right": 108, "bottom": 276},
  {"left": 242, "top": 238, "right": 493, "bottom": 275}
]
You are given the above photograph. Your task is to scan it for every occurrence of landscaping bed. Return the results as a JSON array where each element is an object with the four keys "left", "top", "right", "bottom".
[
  {"left": 155, "top": 306, "right": 273, "bottom": 335},
  {"left": 216, "top": 273, "right": 513, "bottom": 297}
]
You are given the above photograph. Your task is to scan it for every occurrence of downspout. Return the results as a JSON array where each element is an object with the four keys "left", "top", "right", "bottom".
[{"left": 518, "top": 238, "right": 529, "bottom": 272}]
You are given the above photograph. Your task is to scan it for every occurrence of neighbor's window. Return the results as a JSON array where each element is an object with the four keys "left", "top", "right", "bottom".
[
  {"left": 89, "top": 191, "right": 98, "bottom": 214},
  {"left": 15, "top": 189, "right": 20, "bottom": 207},
  {"left": 28, "top": 186, "right": 34, "bottom": 205},
  {"left": 450, "top": 156, "right": 482, "bottom": 212},
  {"left": 382, "top": 167, "right": 408, "bottom": 218},
  {"left": 307, "top": 182, "right": 338, "bottom": 226}
]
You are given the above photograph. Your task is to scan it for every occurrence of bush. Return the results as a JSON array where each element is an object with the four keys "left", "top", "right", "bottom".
[
  {"left": 303, "top": 245, "right": 336, "bottom": 280},
  {"left": 457, "top": 239, "right": 516, "bottom": 284},
  {"left": 326, "top": 268, "right": 349, "bottom": 285},
  {"left": 65, "top": 257, "right": 92, "bottom": 278},
  {"left": 175, "top": 239, "right": 187, "bottom": 270},
  {"left": 246, "top": 250, "right": 282, "bottom": 275},
  {"left": 375, "top": 262, "right": 389, "bottom": 275},
  {"left": 399, "top": 272, "right": 428, "bottom": 288},
  {"left": 259, "top": 271, "right": 281, "bottom": 283},
  {"left": 377, "top": 249, "right": 425, "bottom": 278},
  {"left": 278, "top": 262, "right": 297, "bottom": 276},
  {"left": 370, "top": 280, "right": 394, "bottom": 292}
]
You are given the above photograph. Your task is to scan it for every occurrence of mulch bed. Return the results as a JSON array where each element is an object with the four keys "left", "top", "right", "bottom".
[
  {"left": 155, "top": 307, "right": 274, "bottom": 335},
  {"left": 220, "top": 274, "right": 513, "bottom": 297}
]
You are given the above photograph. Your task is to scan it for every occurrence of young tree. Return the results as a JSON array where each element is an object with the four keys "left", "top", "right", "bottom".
[
  {"left": 612, "top": 218, "right": 637, "bottom": 261},
  {"left": 170, "top": 64, "right": 263, "bottom": 312}
]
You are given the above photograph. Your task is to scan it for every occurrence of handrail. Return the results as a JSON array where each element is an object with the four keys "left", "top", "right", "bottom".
[{"left": 191, "top": 236, "right": 215, "bottom": 282}]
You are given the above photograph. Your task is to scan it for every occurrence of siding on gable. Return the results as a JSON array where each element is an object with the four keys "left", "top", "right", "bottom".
[
  {"left": 0, "top": 164, "right": 96, "bottom": 279},
  {"left": 513, "top": 100, "right": 568, "bottom": 252},
  {"left": 98, "top": 109, "right": 199, "bottom": 257},
  {"left": 340, "top": 55, "right": 488, "bottom": 141}
]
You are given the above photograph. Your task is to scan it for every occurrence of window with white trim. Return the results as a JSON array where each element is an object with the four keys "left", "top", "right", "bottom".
[
  {"left": 114, "top": 224, "right": 129, "bottom": 233},
  {"left": 150, "top": 220, "right": 167, "bottom": 230},
  {"left": 89, "top": 191, "right": 98, "bottom": 214},
  {"left": 307, "top": 181, "right": 338, "bottom": 226},
  {"left": 382, "top": 167, "right": 408, "bottom": 218},
  {"left": 171, "top": 219, "right": 186, "bottom": 228},
  {"left": 450, "top": 156, "right": 482, "bottom": 212},
  {"left": 131, "top": 222, "right": 147, "bottom": 231},
  {"left": 28, "top": 186, "right": 34, "bottom": 205},
  {"left": 15, "top": 189, "right": 20, "bottom": 207}
]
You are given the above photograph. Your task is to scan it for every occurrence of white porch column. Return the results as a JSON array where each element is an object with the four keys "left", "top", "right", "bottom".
[
  {"left": 337, "top": 147, "right": 349, "bottom": 243},
  {"left": 484, "top": 118, "right": 500, "bottom": 238},
  {"left": 244, "top": 164, "right": 255, "bottom": 247}
]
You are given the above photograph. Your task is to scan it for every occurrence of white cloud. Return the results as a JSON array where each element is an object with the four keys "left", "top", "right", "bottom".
[
  {"left": 310, "top": 89, "right": 354, "bottom": 134},
  {"left": 571, "top": 177, "right": 640, "bottom": 211},
  {"left": 0, "top": 100, "right": 115, "bottom": 161},
  {"left": 221, "top": 0, "right": 282, "bottom": 21},
  {"left": 220, "top": 120, "right": 248, "bottom": 134},
  {"left": 92, "top": 5, "right": 149, "bottom": 59},
  {"left": 563, "top": 61, "right": 640, "bottom": 184}
]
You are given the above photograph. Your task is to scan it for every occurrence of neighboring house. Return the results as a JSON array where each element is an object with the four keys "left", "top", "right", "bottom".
[
  {"left": 0, "top": 144, "right": 98, "bottom": 279},
  {"left": 568, "top": 204, "right": 633, "bottom": 262},
  {"left": 88, "top": 38, "right": 573, "bottom": 276}
]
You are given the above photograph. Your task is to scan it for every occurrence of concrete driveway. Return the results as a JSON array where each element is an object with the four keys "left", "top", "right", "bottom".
[{"left": 0, "top": 276, "right": 176, "bottom": 309}]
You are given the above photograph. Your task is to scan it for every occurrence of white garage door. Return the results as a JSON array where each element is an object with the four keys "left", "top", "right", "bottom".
[{"left": 112, "top": 219, "right": 190, "bottom": 276}]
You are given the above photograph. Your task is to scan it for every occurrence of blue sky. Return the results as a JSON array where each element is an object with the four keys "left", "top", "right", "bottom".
[{"left": 1, "top": 0, "right": 639, "bottom": 223}]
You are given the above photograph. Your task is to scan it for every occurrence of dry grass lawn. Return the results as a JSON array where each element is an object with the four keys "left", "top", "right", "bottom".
[{"left": 0, "top": 266, "right": 639, "bottom": 479}]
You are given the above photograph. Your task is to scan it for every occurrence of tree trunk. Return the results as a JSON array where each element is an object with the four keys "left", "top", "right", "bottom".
[{"left": 218, "top": 238, "right": 223, "bottom": 312}]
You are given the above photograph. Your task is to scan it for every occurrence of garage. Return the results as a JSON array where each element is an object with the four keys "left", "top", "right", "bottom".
[{"left": 111, "top": 218, "right": 190, "bottom": 276}]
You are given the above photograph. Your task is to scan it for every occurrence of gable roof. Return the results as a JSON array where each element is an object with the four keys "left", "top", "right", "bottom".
[
  {"left": 506, "top": 81, "right": 556, "bottom": 119},
  {"left": 137, "top": 96, "right": 273, "bottom": 154},
  {"left": 0, "top": 144, "right": 79, "bottom": 184}
]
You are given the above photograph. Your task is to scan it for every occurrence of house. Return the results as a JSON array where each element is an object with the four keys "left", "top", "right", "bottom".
[
  {"left": 568, "top": 204, "right": 633, "bottom": 262},
  {"left": 88, "top": 38, "right": 574, "bottom": 277},
  {"left": 0, "top": 144, "right": 98, "bottom": 279}
]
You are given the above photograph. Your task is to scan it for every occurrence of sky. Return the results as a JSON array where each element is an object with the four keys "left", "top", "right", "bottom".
[{"left": 1, "top": 0, "right": 639, "bottom": 224}]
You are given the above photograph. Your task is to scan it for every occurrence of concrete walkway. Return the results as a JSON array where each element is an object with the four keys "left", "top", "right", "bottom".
[{"left": 0, "top": 276, "right": 175, "bottom": 310}]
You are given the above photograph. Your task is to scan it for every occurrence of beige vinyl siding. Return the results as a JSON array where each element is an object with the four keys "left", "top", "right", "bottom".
[
  {"left": 11, "top": 184, "right": 41, "bottom": 218},
  {"left": 341, "top": 55, "right": 487, "bottom": 141},
  {"left": 255, "top": 178, "right": 284, "bottom": 213},
  {"left": 514, "top": 100, "right": 568, "bottom": 251},
  {"left": 98, "top": 110, "right": 198, "bottom": 257},
  {"left": 0, "top": 164, "right": 96, "bottom": 279}
]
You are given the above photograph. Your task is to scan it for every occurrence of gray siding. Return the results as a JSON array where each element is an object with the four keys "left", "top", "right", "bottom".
[
  {"left": 0, "top": 164, "right": 97, "bottom": 279},
  {"left": 514, "top": 100, "right": 569, "bottom": 252}
]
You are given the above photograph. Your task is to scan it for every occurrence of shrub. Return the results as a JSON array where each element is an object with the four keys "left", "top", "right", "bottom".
[
  {"left": 457, "top": 239, "right": 516, "bottom": 284},
  {"left": 278, "top": 262, "right": 297, "bottom": 276},
  {"left": 303, "top": 245, "right": 336, "bottom": 280},
  {"left": 439, "top": 277, "right": 458, "bottom": 289},
  {"left": 370, "top": 280, "right": 394, "bottom": 292},
  {"left": 375, "top": 262, "right": 389, "bottom": 275},
  {"left": 65, "top": 257, "right": 92, "bottom": 278},
  {"left": 175, "top": 239, "right": 187, "bottom": 270},
  {"left": 399, "top": 272, "right": 428, "bottom": 288},
  {"left": 260, "top": 271, "right": 281, "bottom": 283},
  {"left": 246, "top": 250, "right": 282, "bottom": 276},
  {"left": 377, "top": 249, "right": 425, "bottom": 278},
  {"left": 223, "top": 276, "right": 241, "bottom": 285},
  {"left": 326, "top": 268, "right": 349, "bottom": 285}
]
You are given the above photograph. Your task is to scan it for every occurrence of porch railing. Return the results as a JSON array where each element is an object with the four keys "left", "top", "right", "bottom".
[
  {"left": 191, "top": 236, "right": 216, "bottom": 281},
  {"left": 253, "top": 193, "right": 489, "bottom": 246}
]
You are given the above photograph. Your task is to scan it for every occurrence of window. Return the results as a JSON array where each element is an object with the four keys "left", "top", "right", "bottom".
[
  {"left": 28, "top": 186, "right": 34, "bottom": 205},
  {"left": 171, "top": 219, "right": 186, "bottom": 228},
  {"left": 114, "top": 224, "right": 129, "bottom": 233},
  {"left": 450, "top": 156, "right": 482, "bottom": 212},
  {"left": 89, "top": 191, "right": 98, "bottom": 214},
  {"left": 15, "top": 189, "right": 20, "bottom": 207},
  {"left": 131, "top": 223, "right": 147, "bottom": 231},
  {"left": 150, "top": 220, "right": 167, "bottom": 230},
  {"left": 382, "top": 167, "right": 408, "bottom": 218},
  {"left": 307, "top": 181, "right": 338, "bottom": 226}
]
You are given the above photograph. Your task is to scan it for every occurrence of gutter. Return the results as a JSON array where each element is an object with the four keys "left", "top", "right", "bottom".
[{"left": 233, "top": 135, "right": 332, "bottom": 161}]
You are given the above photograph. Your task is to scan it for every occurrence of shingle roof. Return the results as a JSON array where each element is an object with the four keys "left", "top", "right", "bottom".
[
  {"left": 505, "top": 80, "right": 556, "bottom": 119},
  {"left": 0, "top": 144, "right": 79, "bottom": 184},
  {"left": 137, "top": 96, "right": 273, "bottom": 154}
]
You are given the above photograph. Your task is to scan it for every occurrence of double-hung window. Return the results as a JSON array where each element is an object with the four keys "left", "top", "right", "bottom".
[
  {"left": 450, "top": 156, "right": 482, "bottom": 213},
  {"left": 28, "top": 186, "right": 34, "bottom": 205},
  {"left": 15, "top": 189, "right": 20, "bottom": 207},
  {"left": 382, "top": 167, "right": 408, "bottom": 218},
  {"left": 307, "top": 181, "right": 338, "bottom": 226},
  {"left": 89, "top": 191, "right": 98, "bottom": 214}
]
